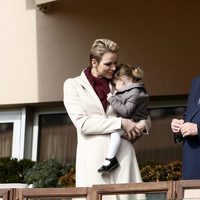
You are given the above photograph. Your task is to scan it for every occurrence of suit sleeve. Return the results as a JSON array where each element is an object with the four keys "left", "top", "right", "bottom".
[{"left": 63, "top": 78, "right": 121, "bottom": 135}]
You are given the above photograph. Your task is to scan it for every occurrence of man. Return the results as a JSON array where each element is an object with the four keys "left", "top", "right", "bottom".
[{"left": 171, "top": 76, "right": 200, "bottom": 179}]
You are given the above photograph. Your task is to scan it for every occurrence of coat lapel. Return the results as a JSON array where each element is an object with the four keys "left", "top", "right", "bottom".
[
  {"left": 189, "top": 97, "right": 200, "bottom": 120},
  {"left": 186, "top": 80, "right": 200, "bottom": 121},
  {"left": 76, "top": 70, "right": 106, "bottom": 114}
]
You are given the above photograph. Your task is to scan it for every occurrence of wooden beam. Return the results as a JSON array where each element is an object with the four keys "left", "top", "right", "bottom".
[{"left": 35, "top": 0, "right": 57, "bottom": 5}]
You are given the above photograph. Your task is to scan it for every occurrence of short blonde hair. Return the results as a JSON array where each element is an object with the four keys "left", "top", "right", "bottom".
[{"left": 89, "top": 39, "right": 119, "bottom": 65}]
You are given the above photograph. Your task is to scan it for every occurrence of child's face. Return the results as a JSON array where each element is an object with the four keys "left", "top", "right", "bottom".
[{"left": 113, "top": 78, "right": 125, "bottom": 91}]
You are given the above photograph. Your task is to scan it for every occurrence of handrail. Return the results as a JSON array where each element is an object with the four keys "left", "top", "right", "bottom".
[
  {"left": 1, "top": 180, "right": 200, "bottom": 200},
  {"left": 0, "top": 189, "right": 13, "bottom": 200},
  {"left": 175, "top": 180, "right": 200, "bottom": 199},
  {"left": 91, "top": 181, "right": 174, "bottom": 200},
  {"left": 17, "top": 187, "right": 91, "bottom": 200}
]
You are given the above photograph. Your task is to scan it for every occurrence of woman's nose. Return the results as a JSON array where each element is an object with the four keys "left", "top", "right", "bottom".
[{"left": 111, "top": 63, "right": 116, "bottom": 70}]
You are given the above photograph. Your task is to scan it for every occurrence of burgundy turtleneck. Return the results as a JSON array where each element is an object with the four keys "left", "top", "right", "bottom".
[{"left": 84, "top": 67, "right": 110, "bottom": 111}]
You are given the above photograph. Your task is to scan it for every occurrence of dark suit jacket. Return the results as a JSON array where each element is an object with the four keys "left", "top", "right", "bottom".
[{"left": 182, "top": 76, "right": 200, "bottom": 179}]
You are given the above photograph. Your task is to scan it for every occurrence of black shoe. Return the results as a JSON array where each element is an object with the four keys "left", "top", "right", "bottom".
[{"left": 98, "top": 157, "right": 119, "bottom": 173}]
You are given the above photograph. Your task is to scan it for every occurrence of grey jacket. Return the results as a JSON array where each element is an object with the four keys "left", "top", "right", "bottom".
[{"left": 108, "top": 82, "right": 149, "bottom": 122}]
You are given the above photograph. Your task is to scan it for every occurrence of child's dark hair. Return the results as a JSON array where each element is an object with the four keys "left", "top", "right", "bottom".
[{"left": 113, "top": 63, "right": 144, "bottom": 82}]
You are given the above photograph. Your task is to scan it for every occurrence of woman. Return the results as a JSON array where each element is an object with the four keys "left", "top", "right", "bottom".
[{"left": 63, "top": 39, "right": 151, "bottom": 200}]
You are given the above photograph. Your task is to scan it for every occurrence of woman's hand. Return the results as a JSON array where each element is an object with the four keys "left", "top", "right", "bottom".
[
  {"left": 121, "top": 118, "right": 142, "bottom": 140},
  {"left": 135, "top": 120, "right": 146, "bottom": 133}
]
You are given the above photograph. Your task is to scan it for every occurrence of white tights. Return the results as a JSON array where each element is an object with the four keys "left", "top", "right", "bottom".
[{"left": 103, "top": 129, "right": 124, "bottom": 166}]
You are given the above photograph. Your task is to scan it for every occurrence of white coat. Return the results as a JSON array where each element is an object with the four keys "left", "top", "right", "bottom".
[{"left": 63, "top": 70, "right": 151, "bottom": 200}]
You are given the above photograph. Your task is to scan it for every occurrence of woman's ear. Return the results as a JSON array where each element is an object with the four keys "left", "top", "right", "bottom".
[{"left": 91, "top": 58, "right": 98, "bottom": 67}]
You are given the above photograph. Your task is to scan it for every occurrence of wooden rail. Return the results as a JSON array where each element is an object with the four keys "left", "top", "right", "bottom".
[
  {"left": 0, "top": 189, "right": 13, "bottom": 200},
  {"left": 1, "top": 180, "right": 200, "bottom": 200},
  {"left": 175, "top": 180, "right": 200, "bottom": 199},
  {"left": 16, "top": 187, "right": 91, "bottom": 200},
  {"left": 91, "top": 181, "right": 174, "bottom": 199}
]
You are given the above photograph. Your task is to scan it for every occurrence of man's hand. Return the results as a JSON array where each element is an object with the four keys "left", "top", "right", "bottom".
[
  {"left": 180, "top": 122, "right": 198, "bottom": 137},
  {"left": 171, "top": 119, "right": 184, "bottom": 133},
  {"left": 171, "top": 119, "right": 198, "bottom": 138}
]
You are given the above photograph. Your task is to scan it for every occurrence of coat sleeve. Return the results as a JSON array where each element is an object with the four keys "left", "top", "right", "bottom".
[
  {"left": 63, "top": 78, "right": 122, "bottom": 135},
  {"left": 139, "top": 116, "right": 151, "bottom": 135},
  {"left": 108, "top": 94, "right": 137, "bottom": 118}
]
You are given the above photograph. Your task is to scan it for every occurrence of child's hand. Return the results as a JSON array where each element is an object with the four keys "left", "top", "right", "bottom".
[{"left": 107, "top": 92, "right": 113, "bottom": 100}]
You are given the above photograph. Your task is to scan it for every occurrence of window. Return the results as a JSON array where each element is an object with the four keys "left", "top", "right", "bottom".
[
  {"left": 0, "top": 123, "right": 13, "bottom": 157},
  {"left": 0, "top": 95, "right": 186, "bottom": 167},
  {"left": 32, "top": 108, "right": 77, "bottom": 165},
  {"left": 0, "top": 109, "right": 26, "bottom": 159},
  {"left": 134, "top": 106, "right": 185, "bottom": 165}
]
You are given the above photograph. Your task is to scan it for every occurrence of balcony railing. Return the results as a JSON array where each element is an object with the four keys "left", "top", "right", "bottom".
[{"left": 1, "top": 180, "right": 200, "bottom": 200}]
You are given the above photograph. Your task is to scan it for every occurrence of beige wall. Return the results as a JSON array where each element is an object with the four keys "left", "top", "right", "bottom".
[
  {"left": 1, "top": 0, "right": 200, "bottom": 105},
  {"left": 0, "top": 0, "right": 38, "bottom": 105}
]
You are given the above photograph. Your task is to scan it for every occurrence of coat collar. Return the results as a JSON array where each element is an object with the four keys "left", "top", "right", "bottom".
[
  {"left": 186, "top": 82, "right": 200, "bottom": 121},
  {"left": 187, "top": 97, "right": 200, "bottom": 121},
  {"left": 78, "top": 69, "right": 100, "bottom": 97},
  {"left": 117, "top": 82, "right": 145, "bottom": 94},
  {"left": 76, "top": 69, "right": 113, "bottom": 114}
]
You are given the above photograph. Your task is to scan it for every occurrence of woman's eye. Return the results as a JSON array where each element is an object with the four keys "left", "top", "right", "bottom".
[
  {"left": 104, "top": 62, "right": 117, "bottom": 67},
  {"left": 104, "top": 63, "right": 112, "bottom": 66}
]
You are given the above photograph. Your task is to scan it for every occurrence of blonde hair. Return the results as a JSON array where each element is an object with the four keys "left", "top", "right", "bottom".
[
  {"left": 89, "top": 39, "right": 119, "bottom": 65},
  {"left": 113, "top": 63, "right": 144, "bottom": 82}
]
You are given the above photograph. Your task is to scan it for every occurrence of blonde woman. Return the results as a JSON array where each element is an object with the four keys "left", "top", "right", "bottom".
[{"left": 63, "top": 39, "right": 151, "bottom": 200}]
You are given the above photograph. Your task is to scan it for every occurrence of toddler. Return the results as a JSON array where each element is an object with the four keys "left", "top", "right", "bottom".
[{"left": 98, "top": 63, "right": 149, "bottom": 173}]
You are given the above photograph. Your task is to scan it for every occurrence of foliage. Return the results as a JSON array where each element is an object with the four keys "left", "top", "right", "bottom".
[
  {"left": 1, "top": 156, "right": 181, "bottom": 187},
  {"left": 165, "top": 160, "right": 182, "bottom": 181},
  {"left": 58, "top": 164, "right": 76, "bottom": 187},
  {"left": 140, "top": 160, "right": 182, "bottom": 182},
  {"left": 0, "top": 157, "right": 35, "bottom": 183},
  {"left": 24, "top": 159, "right": 74, "bottom": 188}
]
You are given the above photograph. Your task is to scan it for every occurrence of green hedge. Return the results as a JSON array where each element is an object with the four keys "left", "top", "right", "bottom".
[
  {"left": 0, "top": 157, "right": 182, "bottom": 186},
  {"left": 24, "top": 159, "right": 75, "bottom": 188},
  {"left": 0, "top": 157, "right": 35, "bottom": 183}
]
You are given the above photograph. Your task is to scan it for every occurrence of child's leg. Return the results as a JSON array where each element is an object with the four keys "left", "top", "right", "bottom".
[{"left": 103, "top": 129, "right": 124, "bottom": 166}]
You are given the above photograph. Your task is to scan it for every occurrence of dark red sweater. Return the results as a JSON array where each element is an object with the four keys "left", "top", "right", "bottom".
[{"left": 84, "top": 67, "right": 110, "bottom": 112}]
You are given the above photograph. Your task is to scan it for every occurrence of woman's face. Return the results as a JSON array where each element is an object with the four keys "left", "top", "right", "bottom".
[{"left": 91, "top": 52, "right": 118, "bottom": 79}]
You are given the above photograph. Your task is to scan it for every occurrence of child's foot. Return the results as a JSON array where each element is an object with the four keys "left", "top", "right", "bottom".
[{"left": 98, "top": 157, "right": 119, "bottom": 173}]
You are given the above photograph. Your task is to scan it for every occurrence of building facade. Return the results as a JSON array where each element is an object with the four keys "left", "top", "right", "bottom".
[{"left": 1, "top": 0, "right": 200, "bottom": 166}]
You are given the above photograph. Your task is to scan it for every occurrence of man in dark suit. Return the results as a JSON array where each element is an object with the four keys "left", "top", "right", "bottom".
[{"left": 171, "top": 76, "right": 200, "bottom": 179}]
